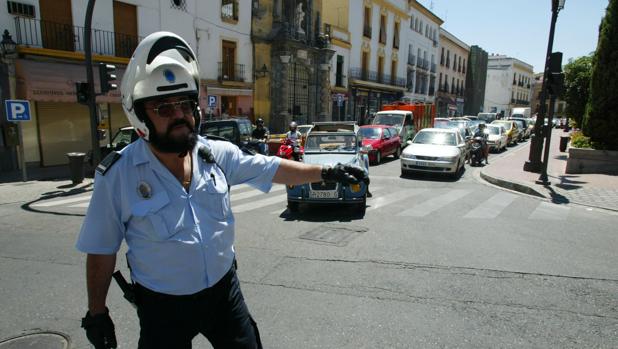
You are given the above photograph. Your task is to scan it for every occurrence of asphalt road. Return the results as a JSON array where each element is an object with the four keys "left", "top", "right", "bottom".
[{"left": 0, "top": 145, "right": 617, "bottom": 348}]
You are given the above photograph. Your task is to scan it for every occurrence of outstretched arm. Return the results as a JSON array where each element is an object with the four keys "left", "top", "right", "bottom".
[
  {"left": 86, "top": 253, "right": 116, "bottom": 314},
  {"left": 272, "top": 159, "right": 368, "bottom": 185}
]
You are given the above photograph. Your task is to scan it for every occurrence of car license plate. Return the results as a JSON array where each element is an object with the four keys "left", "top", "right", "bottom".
[
  {"left": 416, "top": 161, "right": 430, "bottom": 167},
  {"left": 309, "top": 191, "right": 338, "bottom": 199}
]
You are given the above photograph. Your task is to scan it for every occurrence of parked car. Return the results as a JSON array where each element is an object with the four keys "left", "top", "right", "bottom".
[
  {"left": 508, "top": 118, "right": 530, "bottom": 140},
  {"left": 433, "top": 117, "right": 451, "bottom": 129},
  {"left": 199, "top": 117, "right": 253, "bottom": 148},
  {"left": 286, "top": 122, "right": 369, "bottom": 213},
  {"left": 400, "top": 128, "right": 467, "bottom": 178},
  {"left": 491, "top": 120, "right": 520, "bottom": 146},
  {"left": 484, "top": 124, "right": 508, "bottom": 152},
  {"left": 360, "top": 125, "right": 402, "bottom": 164},
  {"left": 100, "top": 126, "right": 138, "bottom": 159}
]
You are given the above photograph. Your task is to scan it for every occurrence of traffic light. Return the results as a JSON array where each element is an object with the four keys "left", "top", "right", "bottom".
[
  {"left": 546, "top": 52, "right": 564, "bottom": 97},
  {"left": 98, "top": 63, "right": 117, "bottom": 94},
  {"left": 75, "top": 82, "right": 90, "bottom": 105}
]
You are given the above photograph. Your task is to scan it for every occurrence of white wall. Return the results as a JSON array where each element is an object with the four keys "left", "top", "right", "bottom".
[{"left": 484, "top": 66, "right": 512, "bottom": 113}]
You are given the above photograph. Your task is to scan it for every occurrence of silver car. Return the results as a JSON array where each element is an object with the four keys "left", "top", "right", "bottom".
[{"left": 400, "top": 128, "right": 467, "bottom": 178}]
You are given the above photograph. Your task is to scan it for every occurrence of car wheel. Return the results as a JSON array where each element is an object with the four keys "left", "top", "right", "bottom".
[
  {"left": 287, "top": 201, "right": 299, "bottom": 213},
  {"left": 376, "top": 151, "right": 382, "bottom": 164},
  {"left": 394, "top": 147, "right": 401, "bottom": 159}
]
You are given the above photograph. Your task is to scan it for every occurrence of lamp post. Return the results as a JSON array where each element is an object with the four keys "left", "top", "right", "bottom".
[
  {"left": 1, "top": 29, "right": 26, "bottom": 181},
  {"left": 524, "top": 0, "right": 565, "bottom": 173}
]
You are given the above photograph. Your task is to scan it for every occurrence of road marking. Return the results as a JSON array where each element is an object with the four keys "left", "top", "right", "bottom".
[
  {"left": 367, "top": 188, "right": 427, "bottom": 211},
  {"left": 398, "top": 189, "right": 471, "bottom": 217},
  {"left": 231, "top": 185, "right": 285, "bottom": 202},
  {"left": 463, "top": 192, "right": 518, "bottom": 219},
  {"left": 31, "top": 194, "right": 92, "bottom": 207},
  {"left": 232, "top": 194, "right": 288, "bottom": 213},
  {"left": 529, "top": 202, "right": 570, "bottom": 220}
]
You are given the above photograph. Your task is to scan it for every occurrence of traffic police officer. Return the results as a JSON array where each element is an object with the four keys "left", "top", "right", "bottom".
[{"left": 76, "top": 32, "right": 367, "bottom": 349}]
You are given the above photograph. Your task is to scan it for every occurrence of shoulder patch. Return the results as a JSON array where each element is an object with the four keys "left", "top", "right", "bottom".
[
  {"left": 96, "top": 151, "right": 122, "bottom": 175},
  {"left": 204, "top": 134, "right": 232, "bottom": 143}
]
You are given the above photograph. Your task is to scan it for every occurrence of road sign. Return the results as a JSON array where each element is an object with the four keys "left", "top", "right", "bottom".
[
  {"left": 207, "top": 95, "right": 217, "bottom": 108},
  {"left": 5, "top": 100, "right": 31, "bottom": 122}
]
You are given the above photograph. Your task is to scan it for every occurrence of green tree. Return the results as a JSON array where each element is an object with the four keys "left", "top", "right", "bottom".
[
  {"left": 583, "top": 0, "right": 618, "bottom": 150},
  {"left": 563, "top": 55, "right": 592, "bottom": 128}
]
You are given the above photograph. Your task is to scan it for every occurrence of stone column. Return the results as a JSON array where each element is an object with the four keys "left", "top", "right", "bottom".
[
  {"left": 278, "top": 56, "right": 291, "bottom": 132},
  {"left": 318, "top": 63, "right": 330, "bottom": 121}
]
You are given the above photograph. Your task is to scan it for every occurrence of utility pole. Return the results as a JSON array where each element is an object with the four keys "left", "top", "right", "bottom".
[{"left": 84, "top": 0, "right": 99, "bottom": 166}]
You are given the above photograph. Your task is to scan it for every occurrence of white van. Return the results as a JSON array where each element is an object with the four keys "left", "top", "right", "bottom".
[
  {"left": 477, "top": 112, "right": 498, "bottom": 123},
  {"left": 511, "top": 107, "right": 531, "bottom": 119}
]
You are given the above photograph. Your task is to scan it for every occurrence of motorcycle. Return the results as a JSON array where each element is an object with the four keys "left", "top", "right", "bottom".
[
  {"left": 277, "top": 138, "right": 304, "bottom": 161},
  {"left": 470, "top": 136, "right": 486, "bottom": 166},
  {"left": 246, "top": 138, "right": 269, "bottom": 155}
]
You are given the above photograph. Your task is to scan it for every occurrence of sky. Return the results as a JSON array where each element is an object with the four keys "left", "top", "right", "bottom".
[{"left": 418, "top": 0, "right": 608, "bottom": 72}]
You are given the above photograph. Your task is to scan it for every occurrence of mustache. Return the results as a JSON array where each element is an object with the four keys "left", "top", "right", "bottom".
[{"left": 167, "top": 119, "right": 193, "bottom": 133}]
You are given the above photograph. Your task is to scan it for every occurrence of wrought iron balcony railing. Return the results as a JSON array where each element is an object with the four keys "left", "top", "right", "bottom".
[
  {"left": 218, "top": 62, "right": 245, "bottom": 82},
  {"left": 14, "top": 16, "right": 140, "bottom": 58},
  {"left": 349, "top": 68, "right": 406, "bottom": 88}
]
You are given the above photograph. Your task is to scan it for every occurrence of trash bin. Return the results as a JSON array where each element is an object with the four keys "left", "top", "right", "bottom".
[
  {"left": 66, "top": 152, "right": 86, "bottom": 184},
  {"left": 559, "top": 136, "right": 570, "bottom": 152}
]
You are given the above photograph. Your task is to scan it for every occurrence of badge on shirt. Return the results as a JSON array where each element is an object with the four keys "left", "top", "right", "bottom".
[{"left": 137, "top": 181, "right": 152, "bottom": 199}]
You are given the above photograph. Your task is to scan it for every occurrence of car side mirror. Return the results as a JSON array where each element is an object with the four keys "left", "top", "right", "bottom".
[
  {"left": 406, "top": 140, "right": 413, "bottom": 146},
  {"left": 360, "top": 145, "right": 372, "bottom": 154}
]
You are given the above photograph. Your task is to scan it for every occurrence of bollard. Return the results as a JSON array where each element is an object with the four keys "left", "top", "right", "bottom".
[
  {"left": 559, "top": 136, "right": 569, "bottom": 152},
  {"left": 66, "top": 152, "right": 86, "bottom": 184}
]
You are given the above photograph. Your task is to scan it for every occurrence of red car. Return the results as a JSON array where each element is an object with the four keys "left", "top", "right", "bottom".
[{"left": 360, "top": 125, "right": 402, "bottom": 164}]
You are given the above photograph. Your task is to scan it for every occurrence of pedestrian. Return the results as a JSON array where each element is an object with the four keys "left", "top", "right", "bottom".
[{"left": 76, "top": 31, "right": 367, "bottom": 349}]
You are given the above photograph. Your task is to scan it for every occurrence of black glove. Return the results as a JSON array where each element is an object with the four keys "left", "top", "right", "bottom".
[
  {"left": 81, "top": 307, "right": 117, "bottom": 349},
  {"left": 321, "top": 163, "right": 368, "bottom": 184}
]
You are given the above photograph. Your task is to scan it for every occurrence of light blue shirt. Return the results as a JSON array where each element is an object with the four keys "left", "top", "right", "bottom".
[{"left": 76, "top": 136, "right": 281, "bottom": 295}]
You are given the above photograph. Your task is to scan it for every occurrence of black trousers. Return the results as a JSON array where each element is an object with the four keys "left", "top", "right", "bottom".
[{"left": 135, "top": 266, "right": 262, "bottom": 349}]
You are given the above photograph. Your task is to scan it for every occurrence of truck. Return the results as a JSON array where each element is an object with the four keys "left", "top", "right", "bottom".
[
  {"left": 510, "top": 107, "right": 531, "bottom": 119},
  {"left": 373, "top": 102, "right": 436, "bottom": 145}
]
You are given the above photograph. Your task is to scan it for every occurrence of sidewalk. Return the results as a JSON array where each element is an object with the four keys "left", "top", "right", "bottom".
[{"left": 481, "top": 128, "right": 618, "bottom": 212}]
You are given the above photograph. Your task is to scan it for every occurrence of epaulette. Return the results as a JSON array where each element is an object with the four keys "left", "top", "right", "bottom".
[
  {"left": 204, "top": 134, "right": 232, "bottom": 143},
  {"left": 96, "top": 151, "right": 122, "bottom": 175}
]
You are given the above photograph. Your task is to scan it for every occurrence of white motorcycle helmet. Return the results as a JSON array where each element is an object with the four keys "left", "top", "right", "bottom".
[{"left": 121, "top": 31, "right": 200, "bottom": 141}]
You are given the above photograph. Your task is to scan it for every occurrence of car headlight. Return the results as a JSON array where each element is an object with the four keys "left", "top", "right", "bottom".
[{"left": 401, "top": 153, "right": 416, "bottom": 159}]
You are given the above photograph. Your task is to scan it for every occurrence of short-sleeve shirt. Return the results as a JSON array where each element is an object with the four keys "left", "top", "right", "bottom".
[{"left": 75, "top": 136, "right": 281, "bottom": 295}]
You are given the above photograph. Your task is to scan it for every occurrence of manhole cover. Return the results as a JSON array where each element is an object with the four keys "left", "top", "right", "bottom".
[
  {"left": 299, "top": 224, "right": 368, "bottom": 246},
  {"left": 0, "top": 332, "right": 69, "bottom": 349}
]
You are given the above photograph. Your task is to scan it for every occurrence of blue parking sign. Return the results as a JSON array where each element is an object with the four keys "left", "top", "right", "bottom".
[
  {"left": 207, "top": 95, "right": 217, "bottom": 108},
  {"left": 5, "top": 100, "right": 31, "bottom": 122}
]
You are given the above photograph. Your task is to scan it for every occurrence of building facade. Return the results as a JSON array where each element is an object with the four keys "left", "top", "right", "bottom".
[
  {"left": 404, "top": 0, "right": 442, "bottom": 104},
  {"left": 483, "top": 55, "right": 534, "bottom": 117},
  {"left": 436, "top": 28, "right": 469, "bottom": 117},
  {"left": 1, "top": 0, "right": 256, "bottom": 170},
  {"left": 252, "top": 0, "right": 334, "bottom": 132},
  {"left": 463, "top": 45, "right": 488, "bottom": 116},
  {"left": 347, "top": 0, "right": 409, "bottom": 125}
]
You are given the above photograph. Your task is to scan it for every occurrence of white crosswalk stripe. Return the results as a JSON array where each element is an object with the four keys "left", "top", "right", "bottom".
[
  {"left": 232, "top": 194, "right": 288, "bottom": 213},
  {"left": 463, "top": 192, "right": 518, "bottom": 219},
  {"left": 31, "top": 194, "right": 92, "bottom": 207},
  {"left": 231, "top": 185, "right": 285, "bottom": 202},
  {"left": 398, "top": 189, "right": 471, "bottom": 217},
  {"left": 528, "top": 202, "right": 571, "bottom": 220},
  {"left": 367, "top": 188, "right": 427, "bottom": 211}
]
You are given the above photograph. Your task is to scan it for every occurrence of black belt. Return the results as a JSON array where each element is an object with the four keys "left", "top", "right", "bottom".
[{"left": 135, "top": 265, "right": 235, "bottom": 301}]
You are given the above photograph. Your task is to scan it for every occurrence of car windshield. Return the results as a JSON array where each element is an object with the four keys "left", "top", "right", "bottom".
[
  {"left": 449, "top": 121, "right": 468, "bottom": 129},
  {"left": 493, "top": 121, "right": 512, "bottom": 130},
  {"left": 413, "top": 131, "right": 457, "bottom": 146},
  {"left": 360, "top": 127, "right": 381, "bottom": 139},
  {"left": 304, "top": 134, "right": 357, "bottom": 153},
  {"left": 298, "top": 126, "right": 312, "bottom": 135},
  {"left": 486, "top": 126, "right": 500, "bottom": 135},
  {"left": 434, "top": 119, "right": 451, "bottom": 128},
  {"left": 373, "top": 114, "right": 404, "bottom": 126}
]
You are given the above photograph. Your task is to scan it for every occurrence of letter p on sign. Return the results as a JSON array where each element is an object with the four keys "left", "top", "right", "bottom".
[{"left": 5, "top": 100, "right": 31, "bottom": 122}]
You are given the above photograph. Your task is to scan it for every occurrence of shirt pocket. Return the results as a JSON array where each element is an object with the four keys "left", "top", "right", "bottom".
[
  {"left": 130, "top": 191, "right": 172, "bottom": 241},
  {"left": 196, "top": 171, "right": 230, "bottom": 221}
]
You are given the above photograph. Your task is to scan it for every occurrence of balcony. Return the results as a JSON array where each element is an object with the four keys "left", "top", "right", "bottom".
[
  {"left": 363, "top": 25, "right": 372, "bottom": 38},
  {"left": 407, "top": 54, "right": 416, "bottom": 66},
  {"left": 221, "top": 1, "right": 239, "bottom": 21},
  {"left": 13, "top": 16, "right": 141, "bottom": 58},
  {"left": 349, "top": 68, "right": 406, "bottom": 88},
  {"left": 218, "top": 62, "right": 245, "bottom": 82}
]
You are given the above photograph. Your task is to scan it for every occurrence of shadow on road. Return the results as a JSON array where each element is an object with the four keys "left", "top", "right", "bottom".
[{"left": 277, "top": 204, "right": 365, "bottom": 222}]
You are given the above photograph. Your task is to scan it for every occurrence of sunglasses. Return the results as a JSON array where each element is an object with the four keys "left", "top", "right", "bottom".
[{"left": 147, "top": 100, "right": 197, "bottom": 118}]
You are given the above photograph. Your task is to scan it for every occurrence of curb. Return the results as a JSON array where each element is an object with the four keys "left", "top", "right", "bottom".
[{"left": 479, "top": 169, "right": 546, "bottom": 198}]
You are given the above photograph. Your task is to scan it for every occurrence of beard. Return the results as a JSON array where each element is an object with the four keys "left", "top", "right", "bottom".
[{"left": 149, "top": 118, "right": 197, "bottom": 155}]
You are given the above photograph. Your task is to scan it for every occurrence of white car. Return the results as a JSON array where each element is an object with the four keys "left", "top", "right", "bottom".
[
  {"left": 400, "top": 128, "right": 467, "bottom": 178},
  {"left": 485, "top": 124, "right": 508, "bottom": 152}
]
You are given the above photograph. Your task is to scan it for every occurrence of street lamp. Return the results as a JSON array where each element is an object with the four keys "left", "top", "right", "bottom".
[
  {"left": 1, "top": 30, "right": 17, "bottom": 57},
  {"left": 254, "top": 63, "right": 269, "bottom": 78},
  {"left": 524, "top": 0, "right": 566, "bottom": 174}
]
